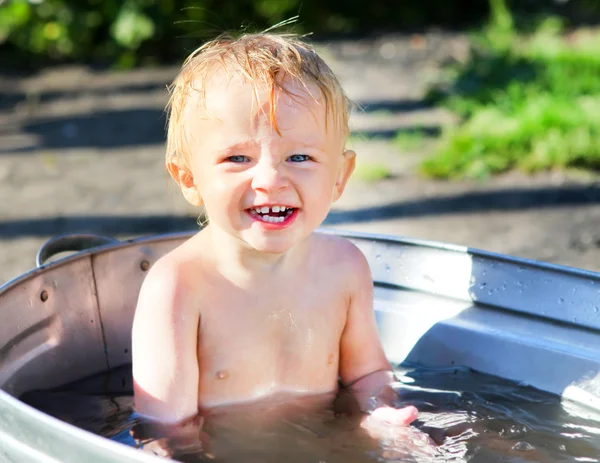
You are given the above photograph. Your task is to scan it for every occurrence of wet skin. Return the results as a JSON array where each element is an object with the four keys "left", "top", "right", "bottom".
[
  {"left": 133, "top": 230, "right": 388, "bottom": 411},
  {"left": 193, "top": 234, "right": 346, "bottom": 407},
  {"left": 131, "top": 75, "right": 420, "bottom": 449}
]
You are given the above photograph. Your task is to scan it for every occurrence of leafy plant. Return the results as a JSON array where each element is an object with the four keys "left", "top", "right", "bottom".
[
  {"left": 394, "top": 130, "right": 426, "bottom": 152},
  {"left": 421, "top": 0, "right": 600, "bottom": 179},
  {"left": 6, "top": 0, "right": 589, "bottom": 69},
  {"left": 354, "top": 162, "right": 392, "bottom": 182}
]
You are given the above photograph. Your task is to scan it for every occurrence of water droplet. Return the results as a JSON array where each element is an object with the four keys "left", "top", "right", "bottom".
[
  {"left": 517, "top": 280, "right": 523, "bottom": 287},
  {"left": 385, "top": 264, "right": 391, "bottom": 273},
  {"left": 479, "top": 283, "right": 487, "bottom": 289},
  {"left": 573, "top": 317, "right": 578, "bottom": 323},
  {"left": 572, "top": 288, "right": 577, "bottom": 294},
  {"left": 512, "top": 442, "right": 535, "bottom": 452},
  {"left": 482, "top": 270, "right": 487, "bottom": 276},
  {"left": 375, "top": 254, "right": 381, "bottom": 260},
  {"left": 423, "top": 274, "right": 434, "bottom": 283},
  {"left": 507, "top": 424, "right": 527, "bottom": 436},
  {"left": 501, "top": 284, "right": 506, "bottom": 290},
  {"left": 517, "top": 267, "right": 523, "bottom": 273},
  {"left": 594, "top": 306, "right": 599, "bottom": 314},
  {"left": 559, "top": 298, "right": 565, "bottom": 304}
]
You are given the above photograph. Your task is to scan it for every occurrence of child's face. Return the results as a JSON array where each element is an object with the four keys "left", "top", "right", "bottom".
[{"left": 170, "top": 74, "right": 355, "bottom": 254}]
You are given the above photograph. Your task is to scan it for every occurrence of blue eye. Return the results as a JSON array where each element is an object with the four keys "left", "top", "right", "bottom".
[
  {"left": 226, "top": 155, "right": 249, "bottom": 163},
  {"left": 288, "top": 154, "right": 311, "bottom": 163}
]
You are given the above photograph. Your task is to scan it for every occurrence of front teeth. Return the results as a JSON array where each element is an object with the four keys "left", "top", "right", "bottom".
[
  {"left": 250, "top": 205, "right": 291, "bottom": 223},
  {"left": 253, "top": 206, "right": 288, "bottom": 214}
]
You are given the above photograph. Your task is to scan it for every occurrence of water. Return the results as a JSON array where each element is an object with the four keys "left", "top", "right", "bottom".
[{"left": 20, "top": 364, "right": 600, "bottom": 462}]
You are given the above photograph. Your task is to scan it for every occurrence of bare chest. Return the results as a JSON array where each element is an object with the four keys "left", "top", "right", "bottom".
[{"left": 195, "top": 285, "right": 348, "bottom": 405}]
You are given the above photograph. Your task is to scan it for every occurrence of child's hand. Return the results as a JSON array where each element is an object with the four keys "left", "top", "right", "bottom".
[
  {"left": 131, "top": 414, "right": 213, "bottom": 460},
  {"left": 361, "top": 405, "right": 418, "bottom": 430},
  {"left": 361, "top": 406, "right": 439, "bottom": 461}
]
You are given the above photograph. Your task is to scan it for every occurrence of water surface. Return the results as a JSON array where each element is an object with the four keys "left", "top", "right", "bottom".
[{"left": 21, "top": 364, "right": 600, "bottom": 462}]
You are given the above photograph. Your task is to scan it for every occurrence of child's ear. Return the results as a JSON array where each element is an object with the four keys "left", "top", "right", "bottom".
[
  {"left": 166, "top": 156, "right": 203, "bottom": 207},
  {"left": 332, "top": 149, "right": 356, "bottom": 202}
]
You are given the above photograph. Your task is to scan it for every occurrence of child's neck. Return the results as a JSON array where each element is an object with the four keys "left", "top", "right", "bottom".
[{"left": 205, "top": 225, "right": 308, "bottom": 287}]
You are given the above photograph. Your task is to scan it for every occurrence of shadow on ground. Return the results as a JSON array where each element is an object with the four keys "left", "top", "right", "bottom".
[
  {"left": 0, "top": 81, "right": 168, "bottom": 112},
  {"left": 1, "top": 108, "right": 167, "bottom": 154},
  {"left": 325, "top": 184, "right": 600, "bottom": 225},
  {"left": 1, "top": 89, "right": 439, "bottom": 152},
  {"left": 2, "top": 184, "right": 600, "bottom": 239}
]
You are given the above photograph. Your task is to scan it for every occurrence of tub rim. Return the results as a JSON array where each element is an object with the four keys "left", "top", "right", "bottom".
[{"left": 3, "top": 228, "right": 600, "bottom": 295}]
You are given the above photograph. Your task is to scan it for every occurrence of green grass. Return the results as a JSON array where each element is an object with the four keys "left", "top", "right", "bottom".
[
  {"left": 353, "top": 162, "right": 392, "bottom": 182},
  {"left": 421, "top": 7, "right": 600, "bottom": 179},
  {"left": 394, "top": 130, "right": 426, "bottom": 152}
]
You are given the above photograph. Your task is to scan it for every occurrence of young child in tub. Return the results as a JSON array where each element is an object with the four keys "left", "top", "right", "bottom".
[{"left": 131, "top": 32, "right": 429, "bottom": 457}]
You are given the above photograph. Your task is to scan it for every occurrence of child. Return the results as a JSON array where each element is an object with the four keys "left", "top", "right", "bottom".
[{"left": 131, "top": 32, "right": 423, "bottom": 454}]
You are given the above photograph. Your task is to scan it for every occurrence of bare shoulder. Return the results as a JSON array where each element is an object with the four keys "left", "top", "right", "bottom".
[
  {"left": 134, "top": 234, "right": 208, "bottom": 321},
  {"left": 310, "top": 232, "right": 372, "bottom": 286}
]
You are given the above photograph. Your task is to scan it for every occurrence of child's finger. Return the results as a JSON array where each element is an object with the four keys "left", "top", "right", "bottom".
[{"left": 370, "top": 405, "right": 419, "bottom": 426}]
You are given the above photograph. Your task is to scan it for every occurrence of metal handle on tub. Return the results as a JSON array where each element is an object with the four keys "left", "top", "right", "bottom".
[{"left": 36, "top": 233, "right": 120, "bottom": 267}]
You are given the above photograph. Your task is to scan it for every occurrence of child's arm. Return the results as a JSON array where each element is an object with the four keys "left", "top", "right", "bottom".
[
  {"left": 338, "top": 245, "right": 418, "bottom": 426},
  {"left": 132, "top": 259, "right": 201, "bottom": 424}
]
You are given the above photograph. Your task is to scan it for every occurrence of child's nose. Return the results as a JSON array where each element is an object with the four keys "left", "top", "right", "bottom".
[{"left": 251, "top": 160, "right": 288, "bottom": 192}]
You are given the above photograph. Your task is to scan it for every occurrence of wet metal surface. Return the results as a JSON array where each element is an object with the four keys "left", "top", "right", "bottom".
[{"left": 0, "top": 230, "right": 599, "bottom": 462}]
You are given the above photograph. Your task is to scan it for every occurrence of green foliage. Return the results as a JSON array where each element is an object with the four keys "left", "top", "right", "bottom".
[
  {"left": 421, "top": 4, "right": 600, "bottom": 179},
  {"left": 111, "top": 4, "right": 155, "bottom": 50},
  {"left": 0, "top": 0, "right": 162, "bottom": 65},
  {"left": 2, "top": 0, "right": 600, "bottom": 69},
  {"left": 8, "top": 0, "right": 596, "bottom": 69},
  {"left": 394, "top": 130, "right": 426, "bottom": 152},
  {"left": 0, "top": 0, "right": 309, "bottom": 67},
  {"left": 354, "top": 162, "right": 392, "bottom": 182}
]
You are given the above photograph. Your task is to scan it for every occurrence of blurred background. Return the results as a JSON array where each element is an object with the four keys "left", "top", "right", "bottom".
[{"left": 1, "top": 0, "right": 600, "bottom": 283}]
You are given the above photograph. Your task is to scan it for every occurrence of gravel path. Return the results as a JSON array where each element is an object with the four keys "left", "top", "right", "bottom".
[{"left": 2, "top": 32, "right": 600, "bottom": 285}]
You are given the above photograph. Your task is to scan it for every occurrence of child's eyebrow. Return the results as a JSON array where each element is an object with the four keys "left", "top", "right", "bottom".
[
  {"left": 285, "top": 138, "right": 328, "bottom": 151},
  {"left": 216, "top": 138, "right": 326, "bottom": 155},
  {"left": 215, "top": 140, "right": 256, "bottom": 155}
]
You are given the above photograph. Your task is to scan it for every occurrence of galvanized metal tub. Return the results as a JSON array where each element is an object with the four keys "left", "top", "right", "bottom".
[{"left": 1, "top": 230, "right": 599, "bottom": 462}]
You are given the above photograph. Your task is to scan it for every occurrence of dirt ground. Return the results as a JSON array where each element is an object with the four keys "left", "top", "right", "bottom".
[{"left": 2, "top": 31, "right": 600, "bottom": 285}]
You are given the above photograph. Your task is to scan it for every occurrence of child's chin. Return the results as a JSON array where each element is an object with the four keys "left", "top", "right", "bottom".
[
  {"left": 252, "top": 243, "right": 294, "bottom": 255},
  {"left": 246, "top": 237, "right": 295, "bottom": 255}
]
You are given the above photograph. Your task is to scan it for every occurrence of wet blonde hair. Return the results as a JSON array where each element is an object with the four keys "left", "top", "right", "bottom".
[{"left": 165, "top": 32, "right": 351, "bottom": 168}]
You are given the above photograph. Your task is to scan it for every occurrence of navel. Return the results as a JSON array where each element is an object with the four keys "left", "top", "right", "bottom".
[{"left": 216, "top": 370, "right": 229, "bottom": 380}]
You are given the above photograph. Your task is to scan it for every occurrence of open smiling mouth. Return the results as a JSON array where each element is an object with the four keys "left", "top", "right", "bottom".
[{"left": 247, "top": 205, "right": 298, "bottom": 224}]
